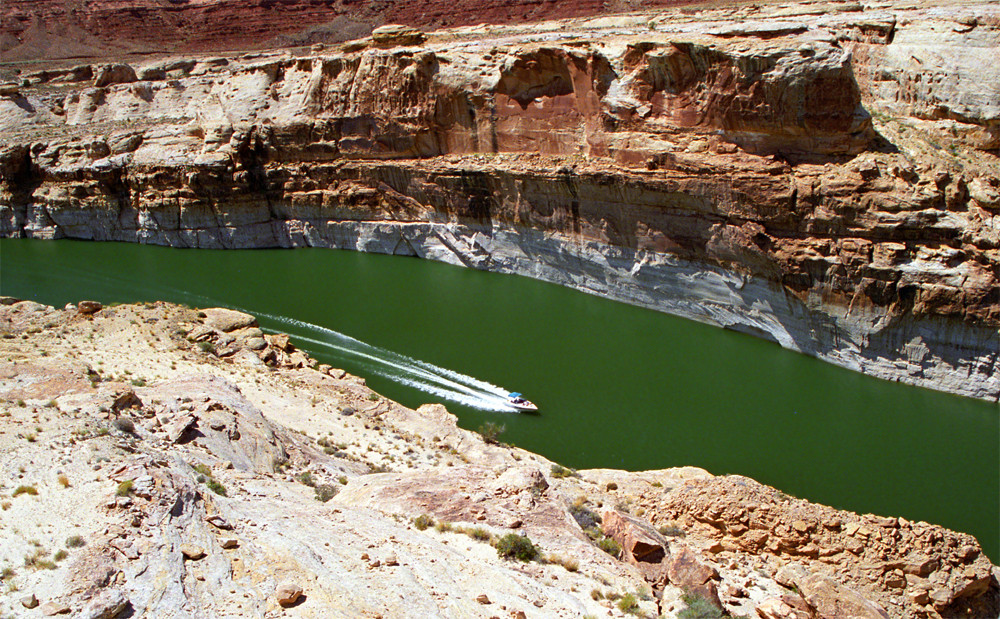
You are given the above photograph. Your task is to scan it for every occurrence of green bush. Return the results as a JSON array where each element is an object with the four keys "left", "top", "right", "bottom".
[
  {"left": 496, "top": 533, "right": 538, "bottom": 562},
  {"left": 413, "top": 514, "right": 435, "bottom": 531},
  {"left": 617, "top": 593, "right": 639, "bottom": 614},
  {"left": 297, "top": 471, "right": 315, "bottom": 487},
  {"left": 193, "top": 463, "right": 212, "bottom": 477},
  {"left": 679, "top": 592, "right": 727, "bottom": 619},
  {"left": 597, "top": 537, "right": 621, "bottom": 557},
  {"left": 115, "top": 480, "right": 133, "bottom": 496},
  {"left": 314, "top": 484, "right": 337, "bottom": 502},
  {"left": 659, "top": 524, "right": 686, "bottom": 538},
  {"left": 550, "top": 464, "right": 578, "bottom": 479},
  {"left": 65, "top": 536, "right": 86, "bottom": 548},
  {"left": 206, "top": 478, "right": 228, "bottom": 497}
]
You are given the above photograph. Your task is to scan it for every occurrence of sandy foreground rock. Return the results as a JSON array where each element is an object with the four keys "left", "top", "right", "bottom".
[{"left": 0, "top": 299, "right": 995, "bottom": 618}]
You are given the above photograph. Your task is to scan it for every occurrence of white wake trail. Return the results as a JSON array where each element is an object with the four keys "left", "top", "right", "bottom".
[{"left": 256, "top": 312, "right": 519, "bottom": 412}]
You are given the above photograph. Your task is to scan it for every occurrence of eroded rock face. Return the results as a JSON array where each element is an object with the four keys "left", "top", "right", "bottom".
[
  {"left": 653, "top": 475, "right": 999, "bottom": 619},
  {"left": 0, "top": 0, "right": 998, "bottom": 401}
]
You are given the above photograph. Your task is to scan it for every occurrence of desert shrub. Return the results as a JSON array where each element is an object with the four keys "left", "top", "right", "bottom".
[
  {"left": 12, "top": 485, "right": 37, "bottom": 497},
  {"left": 65, "top": 536, "right": 86, "bottom": 548},
  {"left": 597, "top": 537, "right": 621, "bottom": 557},
  {"left": 296, "top": 471, "right": 315, "bottom": 487},
  {"left": 496, "top": 533, "right": 538, "bottom": 562},
  {"left": 413, "top": 514, "right": 435, "bottom": 531},
  {"left": 659, "top": 524, "right": 686, "bottom": 538},
  {"left": 467, "top": 527, "right": 492, "bottom": 542},
  {"left": 130, "top": 378, "right": 146, "bottom": 387},
  {"left": 206, "top": 478, "right": 227, "bottom": 496},
  {"left": 116, "top": 480, "right": 133, "bottom": 496},
  {"left": 477, "top": 421, "right": 505, "bottom": 445},
  {"left": 547, "top": 554, "right": 579, "bottom": 572},
  {"left": 679, "top": 592, "right": 727, "bottom": 619},
  {"left": 550, "top": 464, "right": 578, "bottom": 479},
  {"left": 197, "top": 341, "right": 215, "bottom": 354},
  {"left": 569, "top": 503, "right": 601, "bottom": 530},
  {"left": 617, "top": 593, "right": 639, "bottom": 614},
  {"left": 53, "top": 550, "right": 68, "bottom": 562},
  {"left": 57, "top": 474, "right": 70, "bottom": 488},
  {"left": 435, "top": 521, "right": 453, "bottom": 533},
  {"left": 24, "top": 549, "right": 56, "bottom": 570},
  {"left": 606, "top": 482, "right": 618, "bottom": 491},
  {"left": 112, "top": 417, "right": 135, "bottom": 434},
  {"left": 192, "top": 463, "right": 212, "bottom": 477},
  {"left": 314, "top": 484, "right": 338, "bottom": 502}
]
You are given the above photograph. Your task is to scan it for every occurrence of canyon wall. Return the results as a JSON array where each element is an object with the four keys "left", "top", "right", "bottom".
[{"left": 1, "top": 0, "right": 998, "bottom": 400}]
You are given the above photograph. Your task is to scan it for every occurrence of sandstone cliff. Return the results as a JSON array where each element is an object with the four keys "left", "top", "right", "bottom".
[
  {"left": 1, "top": 0, "right": 998, "bottom": 400},
  {"left": 0, "top": 299, "right": 996, "bottom": 618}
]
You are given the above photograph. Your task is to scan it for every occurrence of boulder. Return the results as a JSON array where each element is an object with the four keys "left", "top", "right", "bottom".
[
  {"left": 39, "top": 601, "right": 71, "bottom": 615},
  {"left": 21, "top": 594, "right": 39, "bottom": 608},
  {"left": 202, "top": 308, "right": 257, "bottom": 332},
  {"left": 76, "top": 588, "right": 129, "bottom": 619},
  {"left": 755, "top": 596, "right": 811, "bottom": 619},
  {"left": 78, "top": 300, "right": 103, "bottom": 315},
  {"left": 266, "top": 333, "right": 291, "bottom": 351},
  {"left": 246, "top": 337, "right": 267, "bottom": 351},
  {"left": 93, "top": 64, "right": 137, "bottom": 87},
  {"left": 601, "top": 510, "right": 667, "bottom": 567},
  {"left": 180, "top": 544, "right": 206, "bottom": 560},
  {"left": 493, "top": 467, "right": 548, "bottom": 496},
  {"left": 796, "top": 573, "right": 889, "bottom": 619},
  {"left": 371, "top": 24, "right": 426, "bottom": 47},
  {"left": 666, "top": 545, "right": 721, "bottom": 608},
  {"left": 112, "top": 388, "right": 142, "bottom": 412},
  {"left": 275, "top": 582, "right": 303, "bottom": 606}
]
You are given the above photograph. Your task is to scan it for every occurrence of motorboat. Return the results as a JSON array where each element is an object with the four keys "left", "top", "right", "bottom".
[{"left": 506, "top": 392, "right": 538, "bottom": 412}]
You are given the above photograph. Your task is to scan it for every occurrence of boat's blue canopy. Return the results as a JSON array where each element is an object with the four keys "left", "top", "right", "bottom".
[{"left": 508, "top": 392, "right": 522, "bottom": 398}]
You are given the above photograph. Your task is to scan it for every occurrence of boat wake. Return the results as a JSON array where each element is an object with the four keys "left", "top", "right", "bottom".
[
  {"left": 255, "top": 312, "right": 521, "bottom": 413},
  {"left": 5, "top": 260, "right": 522, "bottom": 412}
]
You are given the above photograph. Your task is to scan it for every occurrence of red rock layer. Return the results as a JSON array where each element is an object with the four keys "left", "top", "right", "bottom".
[{"left": 1, "top": 0, "right": 690, "bottom": 58}]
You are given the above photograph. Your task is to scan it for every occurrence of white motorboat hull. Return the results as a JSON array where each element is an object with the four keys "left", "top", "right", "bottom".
[{"left": 507, "top": 400, "right": 538, "bottom": 412}]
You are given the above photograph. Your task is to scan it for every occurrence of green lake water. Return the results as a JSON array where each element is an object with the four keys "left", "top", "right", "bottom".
[{"left": 1, "top": 238, "right": 997, "bottom": 561}]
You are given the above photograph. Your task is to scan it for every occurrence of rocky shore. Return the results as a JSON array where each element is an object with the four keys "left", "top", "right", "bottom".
[
  {"left": 1, "top": 0, "right": 997, "bottom": 401},
  {"left": 0, "top": 298, "right": 996, "bottom": 618}
]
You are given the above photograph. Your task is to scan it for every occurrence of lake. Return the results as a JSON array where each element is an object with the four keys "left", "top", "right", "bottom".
[{"left": 2, "top": 238, "right": 996, "bottom": 561}]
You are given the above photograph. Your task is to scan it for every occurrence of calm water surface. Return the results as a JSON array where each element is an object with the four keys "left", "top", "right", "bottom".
[{"left": 2, "top": 239, "right": 997, "bottom": 561}]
